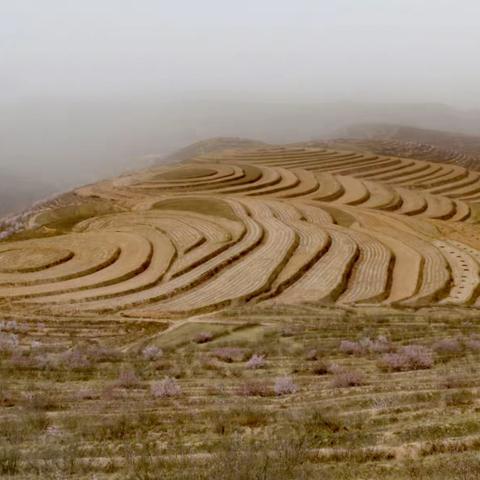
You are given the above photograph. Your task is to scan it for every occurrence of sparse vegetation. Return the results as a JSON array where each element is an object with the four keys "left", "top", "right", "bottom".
[
  {"left": 151, "top": 377, "right": 182, "bottom": 398},
  {"left": 274, "top": 376, "right": 297, "bottom": 395},
  {"left": 380, "top": 344, "right": 434, "bottom": 371},
  {"left": 245, "top": 353, "right": 266, "bottom": 369}
]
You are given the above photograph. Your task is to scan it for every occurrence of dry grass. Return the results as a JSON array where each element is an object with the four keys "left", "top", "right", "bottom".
[{"left": 0, "top": 307, "right": 478, "bottom": 478}]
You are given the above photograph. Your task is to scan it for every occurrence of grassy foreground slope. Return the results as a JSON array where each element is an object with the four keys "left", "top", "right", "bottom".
[{"left": 1, "top": 141, "right": 480, "bottom": 478}]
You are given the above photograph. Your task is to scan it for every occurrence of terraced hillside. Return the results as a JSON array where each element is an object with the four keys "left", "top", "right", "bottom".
[
  {"left": 3, "top": 143, "right": 480, "bottom": 478},
  {"left": 2, "top": 144, "right": 480, "bottom": 320}
]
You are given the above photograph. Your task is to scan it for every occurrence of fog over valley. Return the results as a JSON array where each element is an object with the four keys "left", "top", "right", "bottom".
[{"left": 2, "top": 1, "right": 480, "bottom": 214}]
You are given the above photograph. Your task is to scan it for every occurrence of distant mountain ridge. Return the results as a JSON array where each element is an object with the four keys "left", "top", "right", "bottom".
[
  {"left": 0, "top": 170, "right": 56, "bottom": 217},
  {"left": 330, "top": 124, "right": 480, "bottom": 169}
]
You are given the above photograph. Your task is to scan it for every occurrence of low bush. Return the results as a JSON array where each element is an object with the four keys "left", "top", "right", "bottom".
[
  {"left": 194, "top": 332, "right": 214, "bottom": 344},
  {"left": 465, "top": 335, "right": 480, "bottom": 352},
  {"left": 151, "top": 377, "right": 182, "bottom": 398},
  {"left": 85, "top": 344, "right": 123, "bottom": 363},
  {"left": 274, "top": 376, "right": 297, "bottom": 396},
  {"left": 142, "top": 345, "right": 163, "bottom": 361},
  {"left": 433, "top": 338, "right": 463, "bottom": 356},
  {"left": 116, "top": 366, "right": 141, "bottom": 389},
  {"left": 245, "top": 354, "right": 265, "bottom": 369},
  {"left": 439, "top": 371, "right": 472, "bottom": 389},
  {"left": 0, "top": 333, "right": 19, "bottom": 356},
  {"left": 211, "top": 347, "right": 248, "bottom": 363},
  {"left": 210, "top": 404, "right": 270, "bottom": 433},
  {"left": 331, "top": 369, "right": 364, "bottom": 388},
  {"left": 379, "top": 345, "right": 433, "bottom": 371},
  {"left": 312, "top": 360, "right": 330, "bottom": 375},
  {"left": 237, "top": 380, "right": 272, "bottom": 397},
  {"left": 58, "top": 349, "right": 93, "bottom": 371},
  {"left": 339, "top": 340, "right": 363, "bottom": 355},
  {"left": 339, "top": 336, "right": 393, "bottom": 356}
]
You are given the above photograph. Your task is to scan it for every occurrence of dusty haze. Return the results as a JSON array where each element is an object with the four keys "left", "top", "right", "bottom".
[{"left": 1, "top": 1, "right": 480, "bottom": 213}]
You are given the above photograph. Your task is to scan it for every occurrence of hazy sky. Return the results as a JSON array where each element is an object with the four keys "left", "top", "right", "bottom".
[{"left": 2, "top": 0, "right": 480, "bottom": 107}]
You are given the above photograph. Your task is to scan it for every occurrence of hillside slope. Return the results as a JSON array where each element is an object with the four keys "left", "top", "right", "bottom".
[
  {"left": 332, "top": 124, "right": 480, "bottom": 169},
  {"left": 4, "top": 140, "right": 480, "bottom": 478},
  {"left": 2, "top": 141, "right": 480, "bottom": 321}
]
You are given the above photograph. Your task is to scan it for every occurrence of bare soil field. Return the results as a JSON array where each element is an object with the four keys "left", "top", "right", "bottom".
[{"left": 2, "top": 141, "right": 480, "bottom": 478}]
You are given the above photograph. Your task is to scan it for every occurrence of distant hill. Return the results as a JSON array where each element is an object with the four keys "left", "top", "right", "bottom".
[
  {"left": 331, "top": 124, "right": 480, "bottom": 169},
  {"left": 160, "top": 137, "right": 266, "bottom": 163},
  {"left": 0, "top": 170, "right": 57, "bottom": 217}
]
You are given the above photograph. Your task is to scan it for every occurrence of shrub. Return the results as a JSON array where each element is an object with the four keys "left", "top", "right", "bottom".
[
  {"left": 75, "top": 388, "right": 99, "bottom": 401},
  {"left": 9, "top": 351, "right": 60, "bottom": 371},
  {"left": 30, "top": 353, "right": 59, "bottom": 371},
  {"left": 116, "top": 366, "right": 140, "bottom": 389},
  {"left": 331, "top": 369, "right": 364, "bottom": 388},
  {"left": 8, "top": 352, "right": 35, "bottom": 369},
  {"left": 194, "top": 331, "right": 214, "bottom": 344},
  {"left": 370, "top": 397, "right": 394, "bottom": 412},
  {"left": 380, "top": 345, "right": 433, "bottom": 371},
  {"left": 380, "top": 352, "right": 409, "bottom": 371},
  {"left": 0, "top": 320, "right": 17, "bottom": 332},
  {"left": 142, "top": 345, "right": 163, "bottom": 361},
  {"left": 86, "top": 344, "right": 122, "bottom": 362},
  {"left": 0, "top": 333, "right": 19, "bottom": 355},
  {"left": 245, "top": 354, "right": 265, "bottom": 370},
  {"left": 340, "top": 336, "right": 393, "bottom": 356},
  {"left": 151, "top": 377, "right": 181, "bottom": 398},
  {"left": 274, "top": 376, "right": 297, "bottom": 396},
  {"left": 465, "top": 336, "right": 480, "bottom": 352},
  {"left": 237, "top": 380, "right": 272, "bottom": 397},
  {"left": 433, "top": 338, "right": 463, "bottom": 355},
  {"left": 326, "top": 362, "right": 344, "bottom": 374},
  {"left": 210, "top": 404, "right": 270, "bottom": 433},
  {"left": 339, "top": 340, "right": 362, "bottom": 355},
  {"left": 303, "top": 407, "right": 346, "bottom": 435},
  {"left": 312, "top": 360, "right": 330, "bottom": 375},
  {"left": 281, "top": 325, "right": 304, "bottom": 337},
  {"left": 211, "top": 347, "right": 248, "bottom": 363},
  {"left": 369, "top": 335, "right": 393, "bottom": 353},
  {"left": 399, "top": 344, "right": 434, "bottom": 368},
  {"left": 58, "top": 349, "right": 92, "bottom": 371},
  {"left": 199, "top": 355, "right": 225, "bottom": 372}
]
